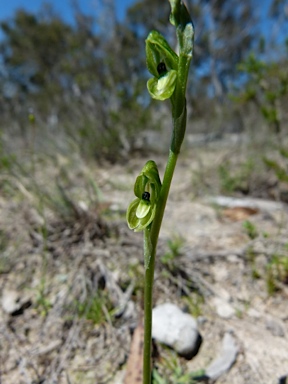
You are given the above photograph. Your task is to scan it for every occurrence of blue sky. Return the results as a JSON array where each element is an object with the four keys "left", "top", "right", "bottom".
[{"left": 0, "top": 0, "right": 136, "bottom": 24}]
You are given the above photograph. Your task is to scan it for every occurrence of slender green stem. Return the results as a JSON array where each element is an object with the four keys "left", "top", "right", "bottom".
[
  {"left": 143, "top": 241, "right": 156, "bottom": 384},
  {"left": 143, "top": 149, "right": 178, "bottom": 384}
]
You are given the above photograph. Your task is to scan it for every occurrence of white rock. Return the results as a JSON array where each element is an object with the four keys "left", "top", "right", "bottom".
[
  {"left": 207, "top": 195, "right": 287, "bottom": 212},
  {"left": 152, "top": 303, "right": 200, "bottom": 356},
  {"left": 2, "top": 290, "right": 22, "bottom": 314},
  {"left": 78, "top": 200, "right": 88, "bottom": 212},
  {"left": 247, "top": 308, "right": 261, "bottom": 318},
  {"left": 206, "top": 332, "right": 239, "bottom": 380},
  {"left": 2, "top": 289, "right": 31, "bottom": 315},
  {"left": 265, "top": 316, "right": 285, "bottom": 337},
  {"left": 212, "top": 297, "right": 235, "bottom": 319}
]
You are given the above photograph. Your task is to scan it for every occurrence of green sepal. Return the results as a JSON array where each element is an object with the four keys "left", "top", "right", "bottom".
[
  {"left": 146, "top": 30, "right": 179, "bottom": 77},
  {"left": 147, "top": 70, "right": 177, "bottom": 101},
  {"left": 134, "top": 174, "right": 147, "bottom": 199},
  {"left": 138, "top": 160, "right": 162, "bottom": 198},
  {"left": 126, "top": 198, "right": 141, "bottom": 230}
]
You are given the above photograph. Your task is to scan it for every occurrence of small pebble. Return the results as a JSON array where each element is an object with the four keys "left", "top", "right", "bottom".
[
  {"left": 2, "top": 289, "right": 31, "bottom": 315},
  {"left": 265, "top": 316, "right": 285, "bottom": 338},
  {"left": 206, "top": 332, "right": 239, "bottom": 380},
  {"left": 212, "top": 297, "right": 235, "bottom": 319}
]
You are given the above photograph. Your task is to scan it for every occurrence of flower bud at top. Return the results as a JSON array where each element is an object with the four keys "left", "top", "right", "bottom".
[{"left": 169, "top": 0, "right": 194, "bottom": 58}]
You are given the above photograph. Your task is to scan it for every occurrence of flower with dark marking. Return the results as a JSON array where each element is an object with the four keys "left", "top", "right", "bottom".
[{"left": 127, "top": 160, "right": 162, "bottom": 232}]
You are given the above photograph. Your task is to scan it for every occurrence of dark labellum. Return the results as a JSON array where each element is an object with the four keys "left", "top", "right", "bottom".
[
  {"left": 157, "top": 62, "right": 167, "bottom": 75},
  {"left": 142, "top": 191, "right": 150, "bottom": 201}
]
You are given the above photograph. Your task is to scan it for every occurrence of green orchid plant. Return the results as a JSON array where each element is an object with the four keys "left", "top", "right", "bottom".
[{"left": 126, "top": 1, "right": 194, "bottom": 383}]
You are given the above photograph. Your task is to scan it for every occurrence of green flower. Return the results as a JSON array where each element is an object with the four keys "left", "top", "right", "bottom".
[
  {"left": 146, "top": 30, "right": 178, "bottom": 101},
  {"left": 145, "top": 1, "right": 194, "bottom": 103},
  {"left": 127, "top": 160, "right": 161, "bottom": 232}
]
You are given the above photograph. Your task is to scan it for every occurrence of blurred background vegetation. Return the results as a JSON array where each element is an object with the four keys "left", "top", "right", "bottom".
[
  {"left": 0, "top": 3, "right": 288, "bottom": 381},
  {"left": 0, "top": 0, "right": 287, "bottom": 163}
]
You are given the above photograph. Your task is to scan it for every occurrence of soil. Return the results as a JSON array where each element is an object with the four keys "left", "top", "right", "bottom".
[{"left": 0, "top": 140, "right": 288, "bottom": 384}]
